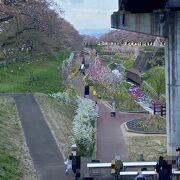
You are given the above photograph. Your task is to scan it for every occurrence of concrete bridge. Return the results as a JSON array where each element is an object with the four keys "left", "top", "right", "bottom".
[{"left": 111, "top": 0, "right": 180, "bottom": 157}]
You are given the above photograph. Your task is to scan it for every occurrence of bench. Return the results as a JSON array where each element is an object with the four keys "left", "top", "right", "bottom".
[
  {"left": 87, "top": 162, "right": 180, "bottom": 180},
  {"left": 87, "top": 161, "right": 157, "bottom": 172},
  {"left": 123, "top": 161, "right": 157, "bottom": 170},
  {"left": 87, "top": 161, "right": 157, "bottom": 177},
  {"left": 173, "top": 170, "right": 180, "bottom": 180},
  {"left": 120, "top": 169, "right": 180, "bottom": 179},
  {"left": 87, "top": 163, "right": 111, "bottom": 175},
  {"left": 120, "top": 171, "right": 156, "bottom": 175}
]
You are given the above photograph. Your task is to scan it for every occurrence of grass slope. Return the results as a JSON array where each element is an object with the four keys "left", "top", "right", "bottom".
[
  {"left": 35, "top": 93, "right": 75, "bottom": 159},
  {"left": 0, "top": 53, "right": 68, "bottom": 93},
  {"left": 0, "top": 97, "right": 36, "bottom": 180}
]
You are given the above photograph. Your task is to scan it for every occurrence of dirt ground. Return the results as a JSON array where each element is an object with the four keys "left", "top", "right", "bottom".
[{"left": 121, "top": 124, "right": 167, "bottom": 161}]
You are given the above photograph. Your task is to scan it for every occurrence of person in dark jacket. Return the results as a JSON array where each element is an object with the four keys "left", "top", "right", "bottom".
[{"left": 156, "top": 156, "right": 172, "bottom": 180}]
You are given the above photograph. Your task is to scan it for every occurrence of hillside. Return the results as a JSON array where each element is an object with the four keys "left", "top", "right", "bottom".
[
  {"left": 79, "top": 28, "right": 112, "bottom": 37},
  {"left": 99, "top": 30, "right": 159, "bottom": 43}
]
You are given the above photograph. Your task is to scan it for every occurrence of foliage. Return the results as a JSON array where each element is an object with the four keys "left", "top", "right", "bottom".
[
  {"left": 101, "top": 55, "right": 113, "bottom": 66},
  {"left": 0, "top": 52, "right": 68, "bottom": 93},
  {"left": 115, "top": 87, "right": 144, "bottom": 112},
  {"left": 50, "top": 89, "right": 76, "bottom": 104},
  {"left": 123, "top": 59, "right": 134, "bottom": 69},
  {"left": 93, "top": 82, "right": 111, "bottom": 100},
  {"left": 0, "top": 0, "right": 83, "bottom": 61},
  {"left": 87, "top": 52, "right": 142, "bottom": 111},
  {"left": 99, "top": 30, "right": 156, "bottom": 44},
  {"left": 62, "top": 52, "right": 86, "bottom": 82},
  {"left": 108, "top": 63, "right": 117, "bottom": 70},
  {"left": 126, "top": 115, "right": 166, "bottom": 133},
  {"left": 89, "top": 55, "right": 122, "bottom": 91},
  {"left": 141, "top": 81, "right": 166, "bottom": 104},
  {"left": 114, "top": 53, "right": 130, "bottom": 61},
  {"left": 149, "top": 47, "right": 165, "bottom": 67},
  {"left": 93, "top": 81, "right": 143, "bottom": 112},
  {"left": 49, "top": 88, "right": 77, "bottom": 111},
  {"left": 149, "top": 56, "right": 165, "bottom": 67},
  {"left": 143, "top": 46, "right": 157, "bottom": 51},
  {"left": 141, "top": 81, "right": 158, "bottom": 99},
  {"left": 121, "top": 81, "right": 132, "bottom": 90},
  {"left": 83, "top": 75, "right": 94, "bottom": 86},
  {"left": 114, "top": 53, "right": 135, "bottom": 69},
  {"left": 72, "top": 98, "right": 96, "bottom": 156},
  {"left": 71, "top": 67, "right": 80, "bottom": 78},
  {"left": 95, "top": 45, "right": 105, "bottom": 53},
  {"left": 143, "top": 67, "right": 165, "bottom": 99}
]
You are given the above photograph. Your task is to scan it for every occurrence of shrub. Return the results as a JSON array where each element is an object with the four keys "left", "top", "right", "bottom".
[
  {"left": 126, "top": 115, "right": 166, "bottom": 133},
  {"left": 71, "top": 67, "right": 80, "bottom": 78},
  {"left": 49, "top": 88, "right": 77, "bottom": 110},
  {"left": 72, "top": 98, "right": 96, "bottom": 156}
]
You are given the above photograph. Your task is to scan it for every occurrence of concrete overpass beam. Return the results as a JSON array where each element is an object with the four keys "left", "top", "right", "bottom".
[{"left": 111, "top": 11, "right": 168, "bottom": 37}]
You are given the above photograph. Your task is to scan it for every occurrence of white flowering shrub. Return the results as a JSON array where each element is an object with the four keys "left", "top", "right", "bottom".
[
  {"left": 72, "top": 97, "right": 97, "bottom": 156},
  {"left": 49, "top": 88, "right": 77, "bottom": 107},
  {"left": 50, "top": 91, "right": 71, "bottom": 104}
]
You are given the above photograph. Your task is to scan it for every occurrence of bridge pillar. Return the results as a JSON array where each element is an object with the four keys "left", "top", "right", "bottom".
[{"left": 166, "top": 12, "right": 180, "bottom": 156}]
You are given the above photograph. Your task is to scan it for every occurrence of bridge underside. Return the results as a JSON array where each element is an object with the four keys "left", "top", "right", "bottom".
[
  {"left": 111, "top": 11, "right": 168, "bottom": 37},
  {"left": 119, "top": 0, "right": 167, "bottom": 13},
  {"left": 111, "top": 0, "right": 180, "bottom": 157}
]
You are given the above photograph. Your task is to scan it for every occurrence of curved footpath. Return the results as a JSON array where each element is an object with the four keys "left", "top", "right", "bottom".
[
  {"left": 14, "top": 94, "right": 73, "bottom": 180},
  {"left": 72, "top": 74, "right": 148, "bottom": 162},
  {"left": 96, "top": 101, "right": 148, "bottom": 161}
]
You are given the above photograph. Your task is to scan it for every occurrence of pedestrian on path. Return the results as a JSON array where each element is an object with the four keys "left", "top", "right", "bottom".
[
  {"left": 95, "top": 101, "right": 99, "bottom": 118},
  {"left": 65, "top": 158, "right": 72, "bottom": 174},
  {"left": 110, "top": 101, "right": 116, "bottom": 117},
  {"left": 84, "top": 85, "right": 89, "bottom": 98},
  {"left": 80, "top": 64, "right": 85, "bottom": 75},
  {"left": 156, "top": 156, "right": 172, "bottom": 180},
  {"left": 114, "top": 155, "right": 123, "bottom": 180}
]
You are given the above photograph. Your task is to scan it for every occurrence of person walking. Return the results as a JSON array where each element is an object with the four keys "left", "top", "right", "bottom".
[
  {"left": 156, "top": 156, "right": 172, "bottom": 180},
  {"left": 95, "top": 101, "right": 99, "bottom": 118},
  {"left": 114, "top": 155, "right": 123, "bottom": 180}
]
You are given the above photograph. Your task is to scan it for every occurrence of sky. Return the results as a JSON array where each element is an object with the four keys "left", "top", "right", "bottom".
[{"left": 55, "top": 0, "right": 118, "bottom": 30}]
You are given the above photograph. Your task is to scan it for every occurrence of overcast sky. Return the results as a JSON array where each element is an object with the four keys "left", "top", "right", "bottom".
[{"left": 55, "top": 0, "right": 118, "bottom": 30}]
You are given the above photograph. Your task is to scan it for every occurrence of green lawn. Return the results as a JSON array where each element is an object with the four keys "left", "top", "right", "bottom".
[
  {"left": 0, "top": 97, "right": 36, "bottom": 180},
  {"left": 0, "top": 52, "right": 69, "bottom": 93}
]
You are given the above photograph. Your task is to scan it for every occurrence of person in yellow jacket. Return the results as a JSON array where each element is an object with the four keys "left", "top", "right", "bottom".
[{"left": 114, "top": 155, "right": 123, "bottom": 180}]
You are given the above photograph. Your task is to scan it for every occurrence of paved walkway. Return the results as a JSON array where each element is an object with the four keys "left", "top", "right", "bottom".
[
  {"left": 72, "top": 74, "right": 148, "bottom": 162},
  {"left": 2, "top": 75, "right": 148, "bottom": 179},
  {"left": 96, "top": 101, "right": 147, "bottom": 161},
  {"left": 14, "top": 94, "right": 73, "bottom": 180}
]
